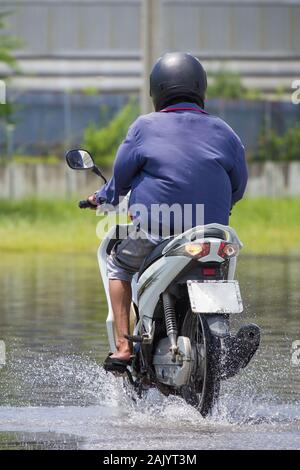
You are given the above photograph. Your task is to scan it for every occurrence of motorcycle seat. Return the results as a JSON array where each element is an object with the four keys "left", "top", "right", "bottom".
[{"left": 138, "top": 237, "right": 174, "bottom": 279}]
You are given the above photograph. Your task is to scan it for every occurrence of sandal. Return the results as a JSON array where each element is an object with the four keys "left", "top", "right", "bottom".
[{"left": 103, "top": 353, "right": 132, "bottom": 373}]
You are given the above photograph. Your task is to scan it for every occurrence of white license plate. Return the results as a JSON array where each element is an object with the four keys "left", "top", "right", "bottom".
[{"left": 187, "top": 280, "right": 243, "bottom": 314}]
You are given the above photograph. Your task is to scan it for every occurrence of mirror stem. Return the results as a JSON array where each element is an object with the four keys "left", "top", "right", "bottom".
[{"left": 92, "top": 166, "right": 107, "bottom": 184}]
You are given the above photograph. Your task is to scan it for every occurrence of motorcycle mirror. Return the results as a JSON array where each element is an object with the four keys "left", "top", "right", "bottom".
[
  {"left": 65, "top": 148, "right": 107, "bottom": 184},
  {"left": 65, "top": 149, "right": 94, "bottom": 170}
]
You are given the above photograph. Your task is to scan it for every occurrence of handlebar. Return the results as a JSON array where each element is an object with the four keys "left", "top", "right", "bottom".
[{"left": 78, "top": 199, "right": 96, "bottom": 209}]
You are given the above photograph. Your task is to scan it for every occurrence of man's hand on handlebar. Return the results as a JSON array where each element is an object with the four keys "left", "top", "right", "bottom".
[
  {"left": 78, "top": 194, "right": 107, "bottom": 210},
  {"left": 87, "top": 193, "right": 98, "bottom": 209},
  {"left": 78, "top": 194, "right": 97, "bottom": 209}
]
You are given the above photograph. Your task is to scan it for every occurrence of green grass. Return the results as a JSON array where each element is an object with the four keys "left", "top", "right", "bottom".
[
  {"left": 230, "top": 198, "right": 300, "bottom": 254},
  {"left": 0, "top": 199, "right": 99, "bottom": 253},
  {"left": 0, "top": 198, "right": 299, "bottom": 254}
]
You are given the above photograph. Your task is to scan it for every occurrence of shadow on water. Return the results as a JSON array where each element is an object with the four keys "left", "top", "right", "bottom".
[{"left": 0, "top": 253, "right": 299, "bottom": 449}]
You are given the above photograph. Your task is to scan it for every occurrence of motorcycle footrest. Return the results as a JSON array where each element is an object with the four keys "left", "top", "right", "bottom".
[{"left": 124, "top": 334, "right": 143, "bottom": 343}]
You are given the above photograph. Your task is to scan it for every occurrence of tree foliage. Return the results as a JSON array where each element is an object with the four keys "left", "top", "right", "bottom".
[
  {"left": 256, "top": 123, "right": 300, "bottom": 161},
  {"left": 82, "top": 99, "right": 139, "bottom": 167},
  {"left": 208, "top": 70, "right": 261, "bottom": 100}
]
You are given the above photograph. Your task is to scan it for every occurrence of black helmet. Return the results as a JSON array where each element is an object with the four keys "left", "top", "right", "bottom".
[{"left": 150, "top": 52, "right": 207, "bottom": 111}]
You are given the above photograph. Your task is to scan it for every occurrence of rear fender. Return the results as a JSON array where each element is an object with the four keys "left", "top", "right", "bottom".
[{"left": 203, "top": 314, "right": 230, "bottom": 338}]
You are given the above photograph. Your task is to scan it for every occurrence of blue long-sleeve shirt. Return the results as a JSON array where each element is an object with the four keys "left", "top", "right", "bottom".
[{"left": 96, "top": 102, "right": 247, "bottom": 236}]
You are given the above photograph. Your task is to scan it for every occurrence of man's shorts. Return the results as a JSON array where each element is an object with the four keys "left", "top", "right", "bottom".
[{"left": 107, "top": 229, "right": 159, "bottom": 282}]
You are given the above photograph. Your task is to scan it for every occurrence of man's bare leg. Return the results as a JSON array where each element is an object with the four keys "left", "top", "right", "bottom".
[{"left": 109, "top": 279, "right": 132, "bottom": 361}]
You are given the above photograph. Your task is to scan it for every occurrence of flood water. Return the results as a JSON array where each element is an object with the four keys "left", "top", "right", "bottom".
[{"left": 0, "top": 253, "right": 299, "bottom": 450}]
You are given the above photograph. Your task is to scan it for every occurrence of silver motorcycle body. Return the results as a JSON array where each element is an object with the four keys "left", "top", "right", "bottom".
[{"left": 98, "top": 221, "right": 257, "bottom": 403}]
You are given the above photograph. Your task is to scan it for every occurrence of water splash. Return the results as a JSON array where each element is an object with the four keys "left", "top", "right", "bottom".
[{"left": 0, "top": 338, "right": 299, "bottom": 449}]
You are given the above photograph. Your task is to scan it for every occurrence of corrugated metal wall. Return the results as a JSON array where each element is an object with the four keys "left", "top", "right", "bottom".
[
  {"left": 3, "top": 0, "right": 300, "bottom": 58},
  {"left": 4, "top": 0, "right": 141, "bottom": 57},
  {"left": 1, "top": 1, "right": 299, "bottom": 155},
  {"left": 162, "top": 0, "right": 300, "bottom": 58}
]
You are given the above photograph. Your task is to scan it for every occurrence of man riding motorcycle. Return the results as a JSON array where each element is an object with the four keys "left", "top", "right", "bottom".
[{"left": 87, "top": 52, "right": 248, "bottom": 372}]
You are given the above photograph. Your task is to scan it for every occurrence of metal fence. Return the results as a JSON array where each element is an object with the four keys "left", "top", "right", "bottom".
[
  {"left": 0, "top": 92, "right": 129, "bottom": 156},
  {"left": 207, "top": 99, "right": 300, "bottom": 155},
  {"left": 0, "top": 91, "right": 299, "bottom": 157}
]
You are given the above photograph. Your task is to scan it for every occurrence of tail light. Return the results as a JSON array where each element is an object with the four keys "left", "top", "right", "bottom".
[
  {"left": 202, "top": 267, "right": 217, "bottom": 276},
  {"left": 218, "top": 242, "right": 239, "bottom": 259},
  {"left": 166, "top": 241, "right": 210, "bottom": 259}
]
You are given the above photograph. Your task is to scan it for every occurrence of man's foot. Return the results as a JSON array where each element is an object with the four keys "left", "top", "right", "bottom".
[
  {"left": 110, "top": 351, "right": 131, "bottom": 361},
  {"left": 103, "top": 353, "right": 132, "bottom": 373},
  {"left": 110, "top": 337, "right": 132, "bottom": 362}
]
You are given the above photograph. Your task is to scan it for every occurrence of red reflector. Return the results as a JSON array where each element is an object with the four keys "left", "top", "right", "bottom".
[{"left": 203, "top": 267, "right": 216, "bottom": 276}]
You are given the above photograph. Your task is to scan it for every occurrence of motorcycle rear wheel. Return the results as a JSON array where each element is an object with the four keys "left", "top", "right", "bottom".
[{"left": 180, "top": 310, "right": 221, "bottom": 417}]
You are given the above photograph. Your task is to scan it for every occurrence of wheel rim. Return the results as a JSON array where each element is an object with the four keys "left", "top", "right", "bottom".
[{"left": 183, "top": 314, "right": 207, "bottom": 408}]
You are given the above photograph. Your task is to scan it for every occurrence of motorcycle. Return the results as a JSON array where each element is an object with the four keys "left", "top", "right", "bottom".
[{"left": 66, "top": 148, "right": 260, "bottom": 417}]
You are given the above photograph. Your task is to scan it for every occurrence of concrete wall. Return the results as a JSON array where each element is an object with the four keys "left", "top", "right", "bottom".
[
  {"left": 0, "top": 162, "right": 300, "bottom": 199},
  {"left": 247, "top": 162, "right": 300, "bottom": 197},
  {"left": 0, "top": 163, "right": 107, "bottom": 199}
]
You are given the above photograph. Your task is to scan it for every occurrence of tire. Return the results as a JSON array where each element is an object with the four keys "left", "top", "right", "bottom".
[{"left": 180, "top": 309, "right": 221, "bottom": 417}]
